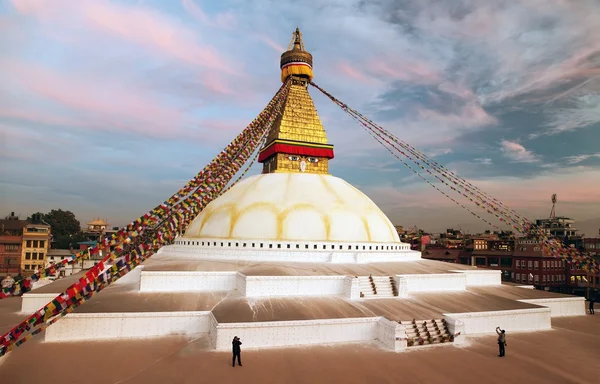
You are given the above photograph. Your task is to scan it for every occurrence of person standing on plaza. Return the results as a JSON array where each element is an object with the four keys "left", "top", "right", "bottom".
[
  {"left": 496, "top": 327, "right": 506, "bottom": 357},
  {"left": 232, "top": 336, "right": 242, "bottom": 367},
  {"left": 589, "top": 296, "right": 595, "bottom": 315}
]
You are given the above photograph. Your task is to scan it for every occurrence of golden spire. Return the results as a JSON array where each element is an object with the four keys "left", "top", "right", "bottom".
[
  {"left": 280, "top": 27, "right": 313, "bottom": 83},
  {"left": 258, "top": 28, "right": 334, "bottom": 175}
]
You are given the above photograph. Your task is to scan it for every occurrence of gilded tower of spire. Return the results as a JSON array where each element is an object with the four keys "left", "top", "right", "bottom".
[{"left": 258, "top": 28, "right": 334, "bottom": 174}]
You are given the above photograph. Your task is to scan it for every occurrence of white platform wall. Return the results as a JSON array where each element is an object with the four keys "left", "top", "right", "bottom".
[
  {"left": 451, "top": 270, "right": 501, "bottom": 286},
  {"left": 114, "top": 265, "right": 144, "bottom": 285},
  {"left": 44, "top": 311, "right": 211, "bottom": 342},
  {"left": 518, "top": 297, "right": 586, "bottom": 317},
  {"left": 21, "top": 293, "right": 57, "bottom": 313},
  {"left": 213, "top": 317, "right": 381, "bottom": 350},
  {"left": 244, "top": 276, "right": 346, "bottom": 297},
  {"left": 163, "top": 239, "right": 421, "bottom": 264},
  {"left": 396, "top": 273, "right": 467, "bottom": 294},
  {"left": 140, "top": 271, "right": 238, "bottom": 292},
  {"left": 445, "top": 307, "right": 551, "bottom": 335}
]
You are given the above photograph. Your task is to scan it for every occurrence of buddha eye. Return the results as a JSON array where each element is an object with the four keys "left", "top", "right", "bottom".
[
  {"left": 288, "top": 156, "right": 299, "bottom": 161},
  {"left": 308, "top": 157, "right": 319, "bottom": 163}
]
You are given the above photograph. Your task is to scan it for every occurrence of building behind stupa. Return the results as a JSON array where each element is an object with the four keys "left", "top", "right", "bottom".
[{"left": 10, "top": 28, "right": 587, "bottom": 354}]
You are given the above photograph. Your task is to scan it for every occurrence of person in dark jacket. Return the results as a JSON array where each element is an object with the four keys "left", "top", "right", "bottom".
[
  {"left": 232, "top": 336, "right": 242, "bottom": 367},
  {"left": 496, "top": 327, "right": 506, "bottom": 357},
  {"left": 589, "top": 296, "right": 595, "bottom": 315}
]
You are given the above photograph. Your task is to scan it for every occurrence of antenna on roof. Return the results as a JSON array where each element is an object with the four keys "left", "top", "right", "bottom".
[{"left": 550, "top": 194, "right": 557, "bottom": 218}]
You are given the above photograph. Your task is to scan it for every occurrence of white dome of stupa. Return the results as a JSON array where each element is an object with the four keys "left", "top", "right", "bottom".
[{"left": 183, "top": 173, "right": 400, "bottom": 243}]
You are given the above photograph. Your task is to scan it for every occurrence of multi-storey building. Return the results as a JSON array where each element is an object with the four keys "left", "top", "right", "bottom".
[
  {"left": 512, "top": 239, "right": 567, "bottom": 287},
  {"left": 20, "top": 222, "right": 51, "bottom": 275},
  {"left": 0, "top": 214, "right": 28, "bottom": 276}
]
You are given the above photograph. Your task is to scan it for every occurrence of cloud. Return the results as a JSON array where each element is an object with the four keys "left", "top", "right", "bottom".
[
  {"left": 362, "top": 165, "right": 600, "bottom": 231},
  {"left": 474, "top": 158, "right": 493, "bottom": 165},
  {"left": 564, "top": 152, "right": 600, "bottom": 165},
  {"left": 10, "top": 0, "right": 238, "bottom": 74},
  {"left": 544, "top": 93, "right": 600, "bottom": 134},
  {"left": 499, "top": 140, "right": 540, "bottom": 163},
  {"left": 2, "top": 0, "right": 600, "bottom": 231}
]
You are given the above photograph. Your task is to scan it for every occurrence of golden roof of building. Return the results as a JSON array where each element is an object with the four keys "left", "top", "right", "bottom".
[{"left": 87, "top": 218, "right": 108, "bottom": 226}]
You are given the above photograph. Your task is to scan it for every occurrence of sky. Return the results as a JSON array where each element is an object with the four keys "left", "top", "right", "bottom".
[{"left": 1, "top": 0, "right": 600, "bottom": 235}]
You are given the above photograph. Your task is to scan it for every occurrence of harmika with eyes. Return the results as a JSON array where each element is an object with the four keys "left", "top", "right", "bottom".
[{"left": 288, "top": 155, "right": 319, "bottom": 172}]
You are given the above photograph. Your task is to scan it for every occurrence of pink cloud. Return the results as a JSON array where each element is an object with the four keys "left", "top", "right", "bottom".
[
  {"left": 362, "top": 167, "right": 600, "bottom": 230},
  {"left": 255, "top": 33, "right": 286, "bottom": 53},
  {"left": 367, "top": 58, "right": 441, "bottom": 84},
  {"left": 337, "top": 61, "right": 371, "bottom": 83},
  {"left": 0, "top": 59, "right": 249, "bottom": 142},
  {"left": 416, "top": 103, "right": 498, "bottom": 129},
  {"left": 10, "top": 0, "right": 238, "bottom": 75},
  {"left": 499, "top": 140, "right": 539, "bottom": 163}
]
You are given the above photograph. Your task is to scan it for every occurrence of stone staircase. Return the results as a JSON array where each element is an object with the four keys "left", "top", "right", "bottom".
[
  {"left": 358, "top": 275, "right": 397, "bottom": 298},
  {"left": 401, "top": 318, "right": 454, "bottom": 347}
]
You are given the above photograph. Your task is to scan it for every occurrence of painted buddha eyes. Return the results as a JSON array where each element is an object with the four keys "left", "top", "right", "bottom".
[{"left": 287, "top": 156, "right": 319, "bottom": 163}]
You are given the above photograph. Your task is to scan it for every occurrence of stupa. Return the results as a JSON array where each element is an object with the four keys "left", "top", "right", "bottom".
[{"left": 15, "top": 28, "right": 585, "bottom": 353}]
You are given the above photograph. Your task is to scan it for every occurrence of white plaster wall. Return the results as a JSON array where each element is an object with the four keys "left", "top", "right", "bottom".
[
  {"left": 139, "top": 271, "right": 238, "bottom": 292},
  {"left": 21, "top": 293, "right": 57, "bottom": 313},
  {"left": 445, "top": 308, "right": 551, "bottom": 335},
  {"left": 395, "top": 276, "right": 409, "bottom": 298},
  {"left": 44, "top": 311, "right": 212, "bottom": 342},
  {"left": 244, "top": 276, "right": 346, "bottom": 297},
  {"left": 376, "top": 317, "right": 403, "bottom": 351},
  {"left": 396, "top": 274, "right": 467, "bottom": 293},
  {"left": 236, "top": 273, "right": 247, "bottom": 296},
  {"left": 518, "top": 297, "right": 586, "bottom": 317},
  {"left": 343, "top": 277, "right": 361, "bottom": 299},
  {"left": 214, "top": 318, "right": 380, "bottom": 350},
  {"left": 330, "top": 253, "right": 357, "bottom": 263},
  {"left": 357, "top": 251, "right": 421, "bottom": 263},
  {"left": 114, "top": 265, "right": 144, "bottom": 285},
  {"left": 208, "top": 312, "right": 219, "bottom": 349},
  {"left": 444, "top": 317, "right": 466, "bottom": 345},
  {"left": 451, "top": 270, "right": 501, "bottom": 286},
  {"left": 161, "top": 239, "right": 420, "bottom": 265}
]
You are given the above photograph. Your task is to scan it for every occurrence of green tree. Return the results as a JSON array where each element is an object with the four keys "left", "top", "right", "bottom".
[{"left": 30, "top": 209, "right": 84, "bottom": 249}]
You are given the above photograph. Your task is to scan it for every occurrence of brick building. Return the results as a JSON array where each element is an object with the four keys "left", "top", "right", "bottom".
[{"left": 0, "top": 214, "right": 28, "bottom": 276}]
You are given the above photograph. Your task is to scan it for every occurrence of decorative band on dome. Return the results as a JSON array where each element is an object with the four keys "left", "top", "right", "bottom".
[
  {"left": 281, "top": 61, "right": 312, "bottom": 70},
  {"left": 280, "top": 53, "right": 313, "bottom": 69}
]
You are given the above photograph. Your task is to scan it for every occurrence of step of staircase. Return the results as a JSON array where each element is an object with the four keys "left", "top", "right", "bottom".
[
  {"left": 357, "top": 276, "right": 397, "bottom": 298},
  {"left": 399, "top": 319, "right": 455, "bottom": 347}
]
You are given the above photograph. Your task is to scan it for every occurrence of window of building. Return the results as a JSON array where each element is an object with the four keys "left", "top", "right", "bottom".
[
  {"left": 25, "top": 252, "right": 31, "bottom": 260},
  {"left": 5, "top": 244, "right": 19, "bottom": 252},
  {"left": 26, "top": 240, "right": 32, "bottom": 248},
  {"left": 534, "top": 261, "right": 539, "bottom": 270},
  {"left": 33, "top": 240, "right": 39, "bottom": 248},
  {"left": 543, "top": 275, "right": 546, "bottom": 282},
  {"left": 516, "top": 260, "right": 521, "bottom": 269},
  {"left": 528, "top": 261, "right": 533, "bottom": 269},
  {"left": 38, "top": 253, "right": 44, "bottom": 260},
  {"left": 534, "top": 275, "right": 539, "bottom": 283},
  {"left": 39, "top": 240, "right": 45, "bottom": 248},
  {"left": 543, "top": 261, "right": 546, "bottom": 270},
  {"left": 516, "top": 273, "right": 521, "bottom": 282},
  {"left": 24, "top": 264, "right": 31, "bottom": 270}
]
